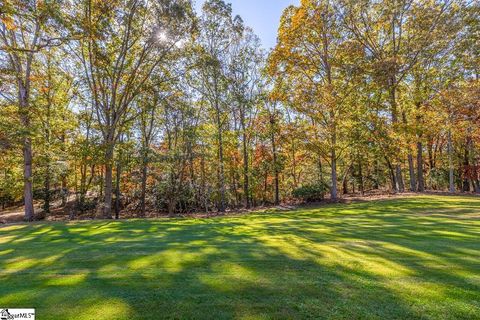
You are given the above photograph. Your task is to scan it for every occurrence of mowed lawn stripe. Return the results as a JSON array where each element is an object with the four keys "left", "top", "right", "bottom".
[{"left": 1, "top": 195, "right": 479, "bottom": 319}]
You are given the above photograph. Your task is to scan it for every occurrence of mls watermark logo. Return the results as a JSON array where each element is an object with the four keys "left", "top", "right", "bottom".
[{"left": 0, "top": 309, "right": 35, "bottom": 320}]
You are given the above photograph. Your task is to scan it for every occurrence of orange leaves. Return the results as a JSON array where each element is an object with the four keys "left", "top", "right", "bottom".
[
  {"left": 1, "top": 16, "right": 16, "bottom": 30},
  {"left": 40, "top": 86, "right": 50, "bottom": 94},
  {"left": 253, "top": 144, "right": 272, "bottom": 167}
]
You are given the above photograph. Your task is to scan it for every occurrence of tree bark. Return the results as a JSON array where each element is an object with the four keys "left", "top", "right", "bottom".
[
  {"left": 115, "top": 158, "right": 121, "bottom": 220},
  {"left": 386, "top": 157, "right": 397, "bottom": 192},
  {"left": 20, "top": 84, "right": 34, "bottom": 221},
  {"left": 408, "top": 154, "right": 416, "bottom": 192},
  {"left": 217, "top": 125, "right": 226, "bottom": 212},
  {"left": 291, "top": 137, "right": 298, "bottom": 188},
  {"left": 462, "top": 140, "right": 470, "bottom": 192},
  {"left": 216, "top": 105, "right": 226, "bottom": 212},
  {"left": 390, "top": 79, "right": 404, "bottom": 193},
  {"left": 43, "top": 162, "right": 51, "bottom": 215},
  {"left": 61, "top": 133, "right": 68, "bottom": 207},
  {"left": 23, "top": 137, "right": 35, "bottom": 221},
  {"left": 342, "top": 171, "right": 348, "bottom": 195},
  {"left": 415, "top": 101, "right": 425, "bottom": 192},
  {"left": 395, "top": 164, "right": 405, "bottom": 192},
  {"left": 318, "top": 156, "right": 323, "bottom": 183},
  {"left": 242, "top": 129, "right": 250, "bottom": 208},
  {"left": 331, "top": 148, "right": 338, "bottom": 200},
  {"left": 373, "top": 160, "right": 380, "bottom": 190},
  {"left": 417, "top": 141, "right": 425, "bottom": 192},
  {"left": 330, "top": 107, "right": 338, "bottom": 200},
  {"left": 271, "top": 121, "right": 279, "bottom": 206},
  {"left": 61, "top": 176, "right": 67, "bottom": 207},
  {"left": 358, "top": 156, "right": 364, "bottom": 196},
  {"left": 140, "top": 160, "right": 147, "bottom": 217},
  {"left": 103, "top": 145, "right": 114, "bottom": 219}
]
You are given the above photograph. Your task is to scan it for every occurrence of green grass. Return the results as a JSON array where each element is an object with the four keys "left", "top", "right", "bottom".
[{"left": 1, "top": 195, "right": 479, "bottom": 319}]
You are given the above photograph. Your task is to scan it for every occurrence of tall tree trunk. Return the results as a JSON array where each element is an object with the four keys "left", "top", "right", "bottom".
[
  {"left": 140, "top": 159, "right": 147, "bottom": 217},
  {"left": 447, "top": 130, "right": 454, "bottom": 193},
  {"left": 60, "top": 132, "right": 68, "bottom": 207},
  {"left": 358, "top": 156, "right": 364, "bottom": 196},
  {"left": 200, "top": 150, "right": 208, "bottom": 213},
  {"left": 61, "top": 176, "right": 67, "bottom": 207},
  {"left": 408, "top": 154, "right": 416, "bottom": 192},
  {"left": 43, "top": 112, "right": 52, "bottom": 215},
  {"left": 323, "top": 46, "right": 337, "bottom": 200},
  {"left": 474, "top": 179, "right": 480, "bottom": 193},
  {"left": 415, "top": 102, "right": 425, "bottom": 192},
  {"left": 43, "top": 162, "right": 51, "bottom": 215},
  {"left": 103, "top": 145, "right": 114, "bottom": 219},
  {"left": 427, "top": 141, "right": 435, "bottom": 170},
  {"left": 341, "top": 164, "right": 352, "bottom": 195},
  {"left": 390, "top": 80, "right": 404, "bottom": 193},
  {"left": 468, "top": 129, "right": 479, "bottom": 193},
  {"left": 23, "top": 133, "right": 34, "bottom": 221},
  {"left": 373, "top": 160, "right": 380, "bottom": 190},
  {"left": 291, "top": 138, "right": 298, "bottom": 188},
  {"left": 395, "top": 164, "right": 405, "bottom": 192},
  {"left": 115, "top": 159, "right": 121, "bottom": 220},
  {"left": 79, "top": 164, "right": 86, "bottom": 212},
  {"left": 271, "top": 123, "right": 279, "bottom": 206},
  {"left": 401, "top": 110, "right": 416, "bottom": 192},
  {"left": 318, "top": 156, "right": 323, "bottom": 183},
  {"left": 342, "top": 174, "right": 348, "bottom": 195},
  {"left": 331, "top": 148, "right": 338, "bottom": 200},
  {"left": 330, "top": 110, "right": 338, "bottom": 200},
  {"left": 168, "top": 199, "right": 176, "bottom": 216},
  {"left": 217, "top": 124, "right": 226, "bottom": 212},
  {"left": 242, "top": 130, "right": 250, "bottom": 208},
  {"left": 213, "top": 74, "right": 226, "bottom": 212},
  {"left": 263, "top": 171, "right": 268, "bottom": 204},
  {"left": 462, "top": 141, "right": 470, "bottom": 192},
  {"left": 417, "top": 141, "right": 425, "bottom": 192},
  {"left": 386, "top": 157, "right": 397, "bottom": 192},
  {"left": 19, "top": 83, "right": 35, "bottom": 221},
  {"left": 231, "top": 165, "right": 239, "bottom": 207},
  {"left": 167, "top": 171, "right": 177, "bottom": 217}
]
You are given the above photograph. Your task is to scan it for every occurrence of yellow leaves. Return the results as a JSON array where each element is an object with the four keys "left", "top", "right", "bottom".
[
  {"left": 36, "top": 0, "right": 45, "bottom": 10},
  {"left": 269, "top": 90, "right": 284, "bottom": 102},
  {"left": 291, "top": 7, "right": 307, "bottom": 31},
  {"left": 1, "top": 16, "right": 16, "bottom": 30}
]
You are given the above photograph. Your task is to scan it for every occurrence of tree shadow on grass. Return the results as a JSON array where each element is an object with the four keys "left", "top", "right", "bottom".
[{"left": 0, "top": 196, "right": 479, "bottom": 319}]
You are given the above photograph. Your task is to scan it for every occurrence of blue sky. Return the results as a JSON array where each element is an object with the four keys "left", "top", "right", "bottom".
[{"left": 194, "top": 0, "right": 300, "bottom": 50}]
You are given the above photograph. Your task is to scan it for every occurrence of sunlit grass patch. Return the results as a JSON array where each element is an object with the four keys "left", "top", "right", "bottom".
[{"left": 0, "top": 195, "right": 479, "bottom": 319}]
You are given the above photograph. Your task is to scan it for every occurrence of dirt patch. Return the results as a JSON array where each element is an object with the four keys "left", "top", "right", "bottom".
[{"left": 0, "top": 205, "right": 29, "bottom": 224}]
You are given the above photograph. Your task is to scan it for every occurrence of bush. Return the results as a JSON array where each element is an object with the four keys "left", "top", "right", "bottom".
[
  {"left": 292, "top": 182, "right": 329, "bottom": 202},
  {"left": 153, "top": 181, "right": 198, "bottom": 213},
  {"left": 33, "top": 188, "right": 63, "bottom": 201},
  {"left": 75, "top": 198, "right": 98, "bottom": 212},
  {"left": 427, "top": 168, "right": 449, "bottom": 190}
]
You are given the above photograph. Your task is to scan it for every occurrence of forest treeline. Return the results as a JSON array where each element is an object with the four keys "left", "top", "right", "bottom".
[{"left": 0, "top": 0, "right": 478, "bottom": 221}]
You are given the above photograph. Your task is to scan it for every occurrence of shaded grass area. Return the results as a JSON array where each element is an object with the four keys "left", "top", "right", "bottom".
[{"left": 0, "top": 195, "right": 479, "bottom": 319}]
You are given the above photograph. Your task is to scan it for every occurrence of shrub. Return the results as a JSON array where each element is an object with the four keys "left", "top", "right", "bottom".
[
  {"left": 75, "top": 198, "right": 98, "bottom": 212},
  {"left": 427, "top": 168, "right": 449, "bottom": 190},
  {"left": 292, "top": 182, "right": 329, "bottom": 202}
]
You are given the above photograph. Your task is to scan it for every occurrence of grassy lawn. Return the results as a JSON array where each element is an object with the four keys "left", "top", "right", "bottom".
[{"left": 0, "top": 195, "right": 479, "bottom": 319}]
